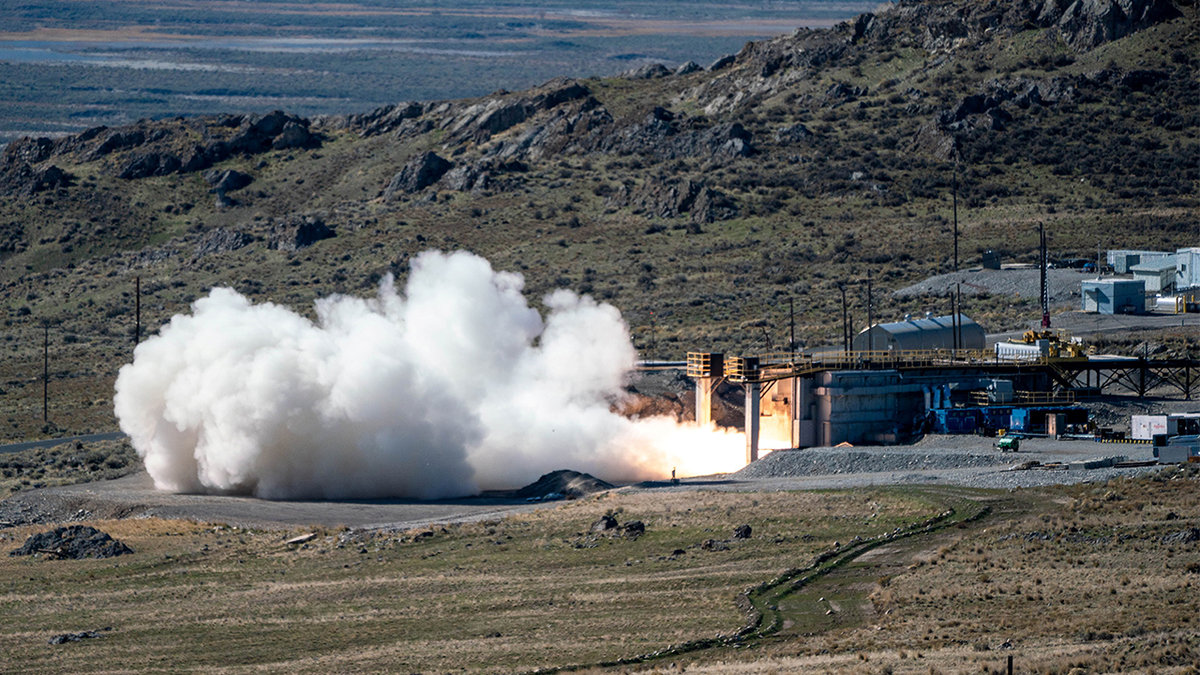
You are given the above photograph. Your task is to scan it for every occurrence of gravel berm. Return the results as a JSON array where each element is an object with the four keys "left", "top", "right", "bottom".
[{"left": 734, "top": 448, "right": 1011, "bottom": 479}]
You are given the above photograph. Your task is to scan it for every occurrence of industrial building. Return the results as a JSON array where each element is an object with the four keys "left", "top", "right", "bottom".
[
  {"left": 851, "top": 314, "right": 984, "bottom": 352},
  {"left": 1176, "top": 248, "right": 1200, "bottom": 289},
  {"left": 1081, "top": 279, "right": 1145, "bottom": 314},
  {"left": 1108, "top": 249, "right": 1172, "bottom": 274},
  {"left": 1131, "top": 256, "right": 1177, "bottom": 293},
  {"left": 1131, "top": 413, "right": 1200, "bottom": 440},
  {"left": 688, "top": 332, "right": 1200, "bottom": 462}
]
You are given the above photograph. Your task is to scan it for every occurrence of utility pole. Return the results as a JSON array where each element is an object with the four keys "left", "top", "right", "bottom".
[
  {"left": 789, "top": 297, "right": 795, "bottom": 357},
  {"left": 956, "top": 282, "right": 963, "bottom": 352},
  {"left": 1040, "top": 222, "right": 1051, "bottom": 328},
  {"left": 953, "top": 162, "right": 959, "bottom": 273},
  {"left": 42, "top": 321, "right": 48, "bottom": 422},
  {"left": 839, "top": 285, "right": 849, "bottom": 353},
  {"left": 649, "top": 310, "right": 656, "bottom": 360},
  {"left": 866, "top": 269, "right": 874, "bottom": 352},
  {"left": 950, "top": 288, "right": 958, "bottom": 352}
]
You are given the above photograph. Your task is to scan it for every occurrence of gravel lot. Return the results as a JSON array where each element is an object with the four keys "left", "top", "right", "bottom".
[
  {"left": 893, "top": 267, "right": 1095, "bottom": 304},
  {"left": 710, "top": 434, "right": 1161, "bottom": 492}
]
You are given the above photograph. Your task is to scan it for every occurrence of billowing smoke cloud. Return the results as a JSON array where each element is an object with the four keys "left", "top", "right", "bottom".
[{"left": 114, "top": 250, "right": 744, "bottom": 500}]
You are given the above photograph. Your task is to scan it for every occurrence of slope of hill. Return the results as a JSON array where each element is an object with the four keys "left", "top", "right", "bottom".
[{"left": 0, "top": 0, "right": 1195, "bottom": 441}]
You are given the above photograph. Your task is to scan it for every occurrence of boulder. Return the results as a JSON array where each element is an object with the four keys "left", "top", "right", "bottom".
[
  {"left": 266, "top": 214, "right": 335, "bottom": 251},
  {"left": 592, "top": 515, "right": 618, "bottom": 532},
  {"left": 774, "top": 124, "right": 813, "bottom": 144},
  {"left": 204, "top": 169, "right": 254, "bottom": 193},
  {"left": 733, "top": 524, "right": 753, "bottom": 539},
  {"left": 272, "top": 120, "right": 312, "bottom": 150},
  {"left": 622, "top": 521, "right": 646, "bottom": 537},
  {"left": 622, "top": 63, "right": 671, "bottom": 80},
  {"left": 384, "top": 151, "right": 453, "bottom": 197},
  {"left": 675, "top": 61, "right": 702, "bottom": 75}
]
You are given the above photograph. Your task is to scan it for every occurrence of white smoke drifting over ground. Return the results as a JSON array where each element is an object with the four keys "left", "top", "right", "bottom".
[{"left": 114, "top": 250, "right": 745, "bottom": 500}]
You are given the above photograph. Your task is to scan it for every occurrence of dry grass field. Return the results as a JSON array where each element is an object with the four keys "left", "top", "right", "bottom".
[
  {"left": 2, "top": 469, "right": 1197, "bottom": 674},
  {"left": 0, "top": 488, "right": 939, "bottom": 674}
]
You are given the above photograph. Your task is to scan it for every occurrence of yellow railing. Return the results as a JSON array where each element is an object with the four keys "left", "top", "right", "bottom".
[
  {"left": 725, "top": 349, "right": 1056, "bottom": 382},
  {"left": 969, "top": 390, "right": 1077, "bottom": 406}
]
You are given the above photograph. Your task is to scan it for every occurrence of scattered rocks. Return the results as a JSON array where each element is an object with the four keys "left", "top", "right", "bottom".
[
  {"left": 1161, "top": 528, "right": 1200, "bottom": 546},
  {"left": 734, "top": 448, "right": 1012, "bottom": 480},
  {"left": 700, "top": 538, "right": 729, "bottom": 551},
  {"left": 774, "top": 124, "right": 813, "bottom": 144},
  {"left": 194, "top": 228, "right": 255, "bottom": 258},
  {"left": 10, "top": 526, "right": 133, "bottom": 560},
  {"left": 49, "top": 628, "right": 111, "bottom": 645},
  {"left": 732, "top": 524, "right": 752, "bottom": 540},
  {"left": 606, "top": 176, "right": 737, "bottom": 224}
]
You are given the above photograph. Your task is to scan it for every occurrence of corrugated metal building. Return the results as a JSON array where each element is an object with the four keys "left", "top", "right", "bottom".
[
  {"left": 1108, "top": 249, "right": 1172, "bottom": 274},
  {"left": 1131, "top": 256, "right": 1177, "bottom": 293},
  {"left": 1175, "top": 248, "right": 1200, "bottom": 289},
  {"left": 852, "top": 314, "right": 985, "bottom": 352},
  {"left": 1081, "top": 279, "right": 1145, "bottom": 314}
]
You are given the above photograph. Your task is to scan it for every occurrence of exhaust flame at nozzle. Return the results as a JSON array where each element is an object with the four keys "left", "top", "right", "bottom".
[{"left": 114, "top": 250, "right": 745, "bottom": 500}]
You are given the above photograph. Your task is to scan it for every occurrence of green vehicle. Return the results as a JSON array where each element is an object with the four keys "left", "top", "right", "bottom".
[{"left": 996, "top": 437, "right": 1020, "bottom": 452}]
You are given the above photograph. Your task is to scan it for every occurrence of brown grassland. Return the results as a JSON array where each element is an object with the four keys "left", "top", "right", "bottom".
[{"left": 1, "top": 469, "right": 1198, "bottom": 674}]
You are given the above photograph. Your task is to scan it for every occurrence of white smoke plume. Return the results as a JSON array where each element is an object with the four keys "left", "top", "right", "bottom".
[{"left": 114, "top": 250, "right": 745, "bottom": 500}]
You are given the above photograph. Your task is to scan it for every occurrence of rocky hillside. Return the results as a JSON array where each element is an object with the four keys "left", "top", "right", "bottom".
[{"left": 0, "top": 0, "right": 1194, "bottom": 440}]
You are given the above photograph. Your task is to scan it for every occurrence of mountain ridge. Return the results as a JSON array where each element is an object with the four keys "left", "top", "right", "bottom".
[{"left": 0, "top": 0, "right": 1194, "bottom": 440}]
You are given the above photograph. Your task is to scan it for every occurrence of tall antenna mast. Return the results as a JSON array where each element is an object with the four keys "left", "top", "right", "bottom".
[
  {"left": 953, "top": 161, "right": 959, "bottom": 273},
  {"left": 1040, "top": 222, "right": 1051, "bottom": 329}
]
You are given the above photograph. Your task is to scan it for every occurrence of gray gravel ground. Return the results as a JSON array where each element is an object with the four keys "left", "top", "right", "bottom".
[
  {"left": 893, "top": 267, "right": 1095, "bottom": 304},
  {"left": 643, "top": 434, "right": 1165, "bottom": 495}
]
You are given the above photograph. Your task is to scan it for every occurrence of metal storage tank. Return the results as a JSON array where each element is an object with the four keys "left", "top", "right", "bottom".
[
  {"left": 1081, "top": 279, "right": 1145, "bottom": 314},
  {"left": 852, "top": 314, "right": 985, "bottom": 352}
]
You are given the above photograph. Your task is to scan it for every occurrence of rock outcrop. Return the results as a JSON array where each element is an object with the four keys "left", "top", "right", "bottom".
[
  {"left": 194, "top": 228, "right": 255, "bottom": 258},
  {"left": 607, "top": 176, "right": 738, "bottom": 224},
  {"left": 265, "top": 214, "right": 335, "bottom": 251},
  {"left": 384, "top": 151, "right": 454, "bottom": 197},
  {"left": 0, "top": 110, "right": 318, "bottom": 196}
]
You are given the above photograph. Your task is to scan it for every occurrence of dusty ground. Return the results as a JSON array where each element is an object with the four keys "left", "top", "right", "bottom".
[{"left": 0, "top": 434, "right": 1167, "bottom": 532}]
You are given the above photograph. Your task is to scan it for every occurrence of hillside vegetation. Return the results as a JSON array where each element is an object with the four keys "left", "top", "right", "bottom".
[{"left": 0, "top": 0, "right": 1196, "bottom": 440}]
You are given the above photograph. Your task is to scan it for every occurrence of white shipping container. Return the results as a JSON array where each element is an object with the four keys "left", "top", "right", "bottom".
[{"left": 1132, "top": 414, "right": 1168, "bottom": 440}]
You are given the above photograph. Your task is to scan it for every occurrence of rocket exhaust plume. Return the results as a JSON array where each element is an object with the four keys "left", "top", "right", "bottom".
[{"left": 114, "top": 250, "right": 745, "bottom": 500}]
